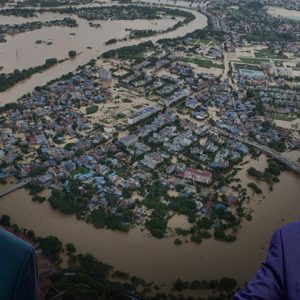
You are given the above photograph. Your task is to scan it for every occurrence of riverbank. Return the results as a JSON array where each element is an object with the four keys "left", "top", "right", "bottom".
[
  {"left": 0, "top": 6, "right": 207, "bottom": 105},
  {"left": 0, "top": 155, "right": 299, "bottom": 292}
]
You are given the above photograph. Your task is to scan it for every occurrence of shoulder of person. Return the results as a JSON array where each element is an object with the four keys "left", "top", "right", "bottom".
[
  {"left": 0, "top": 228, "right": 36, "bottom": 299},
  {"left": 0, "top": 228, "right": 33, "bottom": 255},
  {"left": 276, "top": 221, "right": 300, "bottom": 247},
  {"left": 279, "top": 221, "right": 300, "bottom": 235}
]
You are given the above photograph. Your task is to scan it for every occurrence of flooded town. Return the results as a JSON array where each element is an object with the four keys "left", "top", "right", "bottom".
[{"left": 0, "top": 0, "right": 300, "bottom": 299}]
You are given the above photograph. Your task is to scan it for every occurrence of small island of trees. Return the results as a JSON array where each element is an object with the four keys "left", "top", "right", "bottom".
[{"left": 68, "top": 50, "right": 77, "bottom": 58}]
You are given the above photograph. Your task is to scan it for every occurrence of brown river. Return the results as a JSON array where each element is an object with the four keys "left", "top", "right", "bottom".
[
  {"left": 0, "top": 155, "right": 300, "bottom": 291},
  {"left": 0, "top": 5, "right": 207, "bottom": 105}
]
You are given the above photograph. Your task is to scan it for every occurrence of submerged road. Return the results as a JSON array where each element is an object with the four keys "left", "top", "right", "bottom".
[
  {"left": 0, "top": 179, "right": 30, "bottom": 198},
  {"left": 213, "top": 128, "right": 300, "bottom": 176}
]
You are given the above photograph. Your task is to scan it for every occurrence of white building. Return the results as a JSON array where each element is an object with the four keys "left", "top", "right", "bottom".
[
  {"left": 128, "top": 106, "right": 161, "bottom": 125},
  {"left": 99, "top": 68, "right": 112, "bottom": 82}
]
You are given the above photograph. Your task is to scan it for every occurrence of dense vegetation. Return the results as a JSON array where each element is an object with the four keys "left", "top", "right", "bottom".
[
  {"left": 0, "top": 102, "right": 27, "bottom": 115},
  {"left": 247, "top": 182, "right": 262, "bottom": 194},
  {"left": 48, "top": 182, "right": 94, "bottom": 215},
  {"left": 247, "top": 159, "right": 285, "bottom": 189},
  {"left": 86, "top": 105, "right": 99, "bottom": 115},
  {"left": 142, "top": 182, "right": 169, "bottom": 238},
  {"left": 173, "top": 277, "right": 238, "bottom": 293},
  {"left": 182, "top": 57, "right": 224, "bottom": 69},
  {"left": 102, "top": 41, "right": 154, "bottom": 60},
  {"left": 68, "top": 50, "right": 77, "bottom": 58},
  {"left": 39, "top": 235, "right": 63, "bottom": 263},
  {"left": 88, "top": 207, "right": 134, "bottom": 232},
  {"left": 0, "top": 58, "right": 58, "bottom": 92},
  {"left": 105, "top": 38, "right": 117, "bottom": 45},
  {"left": 129, "top": 29, "right": 158, "bottom": 39}
]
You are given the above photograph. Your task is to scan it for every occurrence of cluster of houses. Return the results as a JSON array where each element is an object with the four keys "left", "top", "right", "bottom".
[
  {"left": 207, "top": 0, "right": 300, "bottom": 56},
  {"left": 128, "top": 105, "right": 161, "bottom": 125},
  {"left": 1, "top": 19, "right": 300, "bottom": 237},
  {"left": 259, "top": 87, "right": 300, "bottom": 115}
]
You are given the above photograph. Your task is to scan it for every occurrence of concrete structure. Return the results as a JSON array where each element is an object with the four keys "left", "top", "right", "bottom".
[
  {"left": 128, "top": 106, "right": 161, "bottom": 125},
  {"left": 99, "top": 68, "right": 112, "bottom": 82},
  {"left": 238, "top": 69, "right": 265, "bottom": 80},
  {"left": 0, "top": 179, "right": 30, "bottom": 198},
  {"left": 183, "top": 168, "right": 212, "bottom": 185},
  {"left": 159, "top": 89, "right": 191, "bottom": 107}
]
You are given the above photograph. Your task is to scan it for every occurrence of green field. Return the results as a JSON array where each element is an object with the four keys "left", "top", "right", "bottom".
[
  {"left": 240, "top": 57, "right": 270, "bottom": 65},
  {"left": 182, "top": 57, "right": 224, "bottom": 69},
  {"left": 255, "top": 48, "right": 286, "bottom": 59},
  {"left": 274, "top": 114, "right": 299, "bottom": 121},
  {"left": 233, "top": 63, "right": 261, "bottom": 71},
  {"left": 223, "top": 7, "right": 245, "bottom": 17},
  {"left": 189, "top": 38, "right": 214, "bottom": 46}
]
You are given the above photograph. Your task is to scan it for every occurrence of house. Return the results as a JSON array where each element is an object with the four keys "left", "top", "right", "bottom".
[
  {"left": 166, "top": 163, "right": 186, "bottom": 175},
  {"left": 192, "top": 111, "right": 208, "bottom": 120},
  {"left": 215, "top": 202, "right": 227, "bottom": 211},
  {"left": 141, "top": 152, "right": 169, "bottom": 169},
  {"left": 182, "top": 168, "right": 212, "bottom": 185},
  {"left": 99, "top": 68, "right": 112, "bottom": 82},
  {"left": 37, "top": 174, "right": 53, "bottom": 186},
  {"left": 227, "top": 195, "right": 238, "bottom": 206},
  {"left": 185, "top": 98, "right": 200, "bottom": 109},
  {"left": 120, "top": 134, "right": 138, "bottom": 147},
  {"left": 238, "top": 69, "right": 265, "bottom": 80},
  {"left": 128, "top": 106, "right": 161, "bottom": 125}
]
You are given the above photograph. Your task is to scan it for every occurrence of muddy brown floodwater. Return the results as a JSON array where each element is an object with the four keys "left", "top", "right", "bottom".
[
  {"left": 0, "top": 6, "right": 207, "bottom": 105},
  {"left": 0, "top": 2, "right": 300, "bottom": 294},
  {"left": 0, "top": 155, "right": 299, "bottom": 291}
]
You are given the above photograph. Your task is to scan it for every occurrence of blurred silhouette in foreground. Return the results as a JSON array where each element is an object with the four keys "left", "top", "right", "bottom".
[
  {"left": 234, "top": 221, "right": 300, "bottom": 300},
  {"left": 0, "top": 227, "right": 39, "bottom": 300}
]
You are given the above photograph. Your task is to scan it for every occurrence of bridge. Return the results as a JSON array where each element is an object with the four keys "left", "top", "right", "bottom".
[
  {"left": 212, "top": 128, "right": 300, "bottom": 176},
  {"left": 0, "top": 179, "right": 31, "bottom": 198}
]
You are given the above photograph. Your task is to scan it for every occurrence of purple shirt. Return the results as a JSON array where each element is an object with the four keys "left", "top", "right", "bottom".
[{"left": 235, "top": 221, "right": 300, "bottom": 300}]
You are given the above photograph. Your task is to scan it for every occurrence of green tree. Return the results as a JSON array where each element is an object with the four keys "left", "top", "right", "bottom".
[
  {"left": 39, "top": 236, "right": 63, "bottom": 262},
  {"left": 66, "top": 243, "right": 76, "bottom": 255},
  {"left": 0, "top": 215, "right": 11, "bottom": 226},
  {"left": 68, "top": 50, "right": 77, "bottom": 58}
]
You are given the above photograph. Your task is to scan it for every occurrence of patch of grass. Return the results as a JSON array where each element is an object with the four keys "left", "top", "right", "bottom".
[
  {"left": 274, "top": 114, "right": 298, "bottom": 121},
  {"left": 121, "top": 98, "right": 133, "bottom": 103},
  {"left": 190, "top": 38, "right": 213, "bottom": 45},
  {"left": 182, "top": 57, "right": 224, "bottom": 69},
  {"left": 255, "top": 48, "right": 286, "bottom": 59},
  {"left": 70, "top": 166, "right": 89, "bottom": 177},
  {"left": 240, "top": 57, "right": 270, "bottom": 65},
  {"left": 274, "top": 61, "right": 284, "bottom": 67},
  {"left": 247, "top": 182, "right": 262, "bottom": 194},
  {"left": 101, "top": 118, "right": 112, "bottom": 124},
  {"left": 233, "top": 63, "right": 261, "bottom": 70},
  {"left": 224, "top": 7, "right": 245, "bottom": 17},
  {"left": 133, "top": 105, "right": 143, "bottom": 109},
  {"left": 86, "top": 105, "right": 99, "bottom": 115}
]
